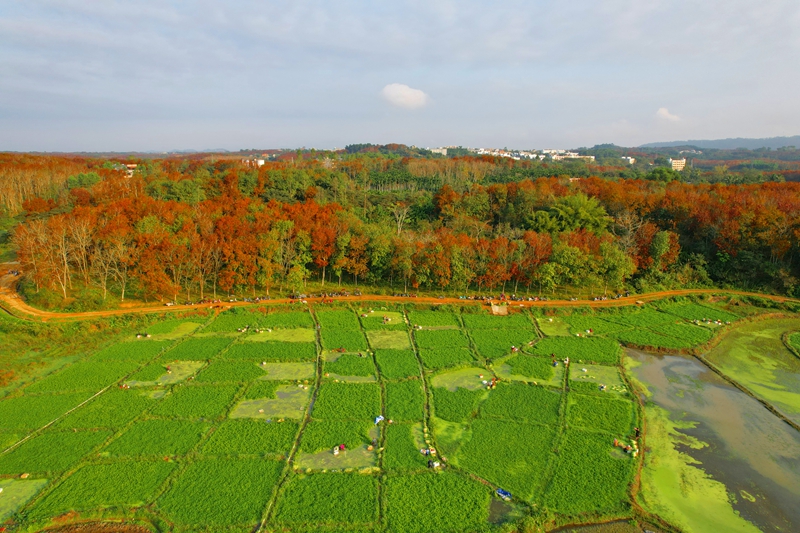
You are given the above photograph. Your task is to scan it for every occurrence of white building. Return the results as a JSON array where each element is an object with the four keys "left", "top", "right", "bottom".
[
  {"left": 669, "top": 158, "right": 686, "bottom": 171},
  {"left": 621, "top": 156, "right": 636, "bottom": 164},
  {"left": 429, "top": 148, "right": 447, "bottom": 156}
]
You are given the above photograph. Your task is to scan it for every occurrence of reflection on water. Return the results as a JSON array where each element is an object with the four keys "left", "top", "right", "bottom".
[{"left": 629, "top": 350, "right": 800, "bottom": 532}]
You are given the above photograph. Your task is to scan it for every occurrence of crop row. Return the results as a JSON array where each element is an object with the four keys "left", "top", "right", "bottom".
[
  {"left": 316, "top": 309, "right": 361, "bottom": 330},
  {"left": 273, "top": 473, "right": 378, "bottom": 526},
  {"left": 470, "top": 328, "right": 537, "bottom": 359},
  {"left": 603, "top": 307, "right": 675, "bottom": 328},
  {"left": 656, "top": 302, "right": 740, "bottom": 323},
  {"left": 479, "top": 382, "right": 561, "bottom": 426},
  {"left": 203, "top": 419, "right": 298, "bottom": 456},
  {"left": 312, "top": 382, "right": 381, "bottom": 420},
  {"left": 224, "top": 341, "right": 316, "bottom": 361},
  {"left": 321, "top": 329, "right": 368, "bottom": 352},
  {"left": 204, "top": 309, "right": 261, "bottom": 332},
  {"left": 375, "top": 349, "right": 420, "bottom": 379},
  {"left": 0, "top": 392, "right": 95, "bottom": 430},
  {"left": 165, "top": 336, "right": 234, "bottom": 360},
  {"left": 561, "top": 314, "right": 629, "bottom": 336},
  {"left": 385, "top": 380, "right": 425, "bottom": 422},
  {"left": 414, "top": 329, "right": 470, "bottom": 350},
  {"left": 431, "top": 387, "right": 486, "bottom": 422},
  {"left": 384, "top": 423, "right": 427, "bottom": 470},
  {"left": 151, "top": 384, "right": 239, "bottom": 419},
  {"left": 461, "top": 311, "right": 532, "bottom": 330},
  {"left": 505, "top": 355, "right": 555, "bottom": 381},
  {"left": 91, "top": 340, "right": 170, "bottom": 363},
  {"left": 418, "top": 348, "right": 474, "bottom": 370},
  {"left": 325, "top": 353, "right": 375, "bottom": 377},
  {"left": 56, "top": 388, "right": 156, "bottom": 430},
  {"left": 648, "top": 322, "right": 713, "bottom": 347},
  {"left": 25, "top": 360, "right": 141, "bottom": 394},
  {"left": 612, "top": 329, "right": 694, "bottom": 350},
  {"left": 407, "top": 310, "right": 461, "bottom": 328},
  {"left": 260, "top": 310, "right": 314, "bottom": 328},
  {"left": 567, "top": 393, "right": 634, "bottom": 435},
  {"left": 529, "top": 337, "right": 621, "bottom": 365},
  {"left": 0, "top": 429, "right": 111, "bottom": 475}
]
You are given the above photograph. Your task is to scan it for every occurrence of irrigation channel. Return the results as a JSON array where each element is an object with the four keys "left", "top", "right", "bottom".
[{"left": 626, "top": 349, "right": 800, "bottom": 533}]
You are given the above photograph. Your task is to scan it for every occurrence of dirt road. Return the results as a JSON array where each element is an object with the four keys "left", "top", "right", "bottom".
[{"left": 1, "top": 265, "right": 796, "bottom": 322}]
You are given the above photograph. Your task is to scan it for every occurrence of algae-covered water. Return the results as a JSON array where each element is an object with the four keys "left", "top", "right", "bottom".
[{"left": 627, "top": 350, "right": 800, "bottom": 533}]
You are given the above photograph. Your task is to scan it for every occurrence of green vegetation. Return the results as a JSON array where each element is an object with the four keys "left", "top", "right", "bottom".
[
  {"left": 204, "top": 309, "right": 261, "bottom": 332},
  {"left": 165, "top": 336, "right": 233, "bottom": 360},
  {"left": 204, "top": 419, "right": 298, "bottom": 456},
  {"left": 27, "top": 461, "right": 176, "bottom": 519},
  {"left": 418, "top": 348, "right": 474, "bottom": 369},
  {"left": 385, "top": 380, "right": 425, "bottom": 422},
  {"left": 375, "top": 350, "right": 420, "bottom": 379},
  {"left": 656, "top": 302, "right": 740, "bottom": 323},
  {"left": 461, "top": 311, "right": 532, "bottom": 329},
  {"left": 225, "top": 340, "right": 316, "bottom": 361},
  {"left": 55, "top": 388, "right": 155, "bottom": 429},
  {"left": 326, "top": 353, "right": 375, "bottom": 377},
  {"left": 273, "top": 473, "right": 378, "bottom": 526},
  {"left": 480, "top": 382, "right": 561, "bottom": 425},
  {"left": 414, "top": 329, "right": 470, "bottom": 349},
  {"left": 151, "top": 384, "right": 239, "bottom": 419},
  {"left": 0, "top": 391, "right": 95, "bottom": 430},
  {"left": 313, "top": 382, "right": 381, "bottom": 420},
  {"left": 458, "top": 419, "right": 556, "bottom": 500},
  {"left": 431, "top": 387, "right": 486, "bottom": 422},
  {"left": 384, "top": 472, "right": 490, "bottom": 533},
  {"left": 470, "top": 328, "right": 537, "bottom": 359},
  {"left": 322, "top": 329, "right": 369, "bottom": 352},
  {"left": 567, "top": 393, "right": 635, "bottom": 435},
  {"left": 145, "top": 318, "right": 203, "bottom": 335},
  {"left": 230, "top": 384, "right": 310, "bottom": 420},
  {"left": 260, "top": 310, "right": 314, "bottom": 328},
  {"left": 384, "top": 424, "right": 426, "bottom": 469},
  {"left": 529, "top": 337, "right": 621, "bottom": 365},
  {"left": 158, "top": 458, "right": 284, "bottom": 526},
  {"left": 0, "top": 430, "right": 110, "bottom": 474},
  {"left": 789, "top": 332, "right": 800, "bottom": 353},
  {"left": 25, "top": 360, "right": 140, "bottom": 393},
  {"left": 300, "top": 420, "right": 374, "bottom": 453},
  {"left": 0, "top": 478, "right": 48, "bottom": 522},
  {"left": 543, "top": 429, "right": 634, "bottom": 515},
  {"left": 91, "top": 340, "right": 170, "bottom": 362},
  {"left": 505, "top": 354, "right": 554, "bottom": 380},
  {"left": 368, "top": 329, "right": 412, "bottom": 350},
  {"left": 103, "top": 420, "right": 208, "bottom": 456},
  {"left": 407, "top": 310, "right": 460, "bottom": 328},
  {"left": 195, "top": 359, "right": 265, "bottom": 382},
  {"left": 317, "top": 310, "right": 361, "bottom": 330}
]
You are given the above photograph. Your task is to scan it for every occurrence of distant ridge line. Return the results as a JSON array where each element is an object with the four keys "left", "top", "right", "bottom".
[{"left": 641, "top": 135, "right": 800, "bottom": 150}]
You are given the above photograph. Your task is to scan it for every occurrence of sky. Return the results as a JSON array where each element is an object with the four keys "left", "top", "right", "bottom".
[{"left": 1, "top": 0, "right": 799, "bottom": 152}]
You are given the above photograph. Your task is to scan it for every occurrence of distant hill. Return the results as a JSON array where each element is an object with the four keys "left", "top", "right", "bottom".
[{"left": 641, "top": 136, "right": 800, "bottom": 150}]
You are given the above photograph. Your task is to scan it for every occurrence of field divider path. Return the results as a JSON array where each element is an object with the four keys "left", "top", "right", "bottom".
[{"left": 255, "top": 304, "right": 324, "bottom": 532}]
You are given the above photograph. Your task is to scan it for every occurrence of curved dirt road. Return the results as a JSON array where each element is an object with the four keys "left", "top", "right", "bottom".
[{"left": 1, "top": 266, "right": 796, "bottom": 322}]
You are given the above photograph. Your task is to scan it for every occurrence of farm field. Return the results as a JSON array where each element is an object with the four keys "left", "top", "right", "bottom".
[{"left": 0, "top": 297, "right": 794, "bottom": 532}]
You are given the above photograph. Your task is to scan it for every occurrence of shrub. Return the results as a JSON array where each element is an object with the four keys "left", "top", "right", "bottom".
[
  {"left": 418, "top": 348, "right": 474, "bottom": 370},
  {"left": 224, "top": 341, "right": 316, "bottom": 361},
  {"left": 567, "top": 394, "right": 634, "bottom": 435},
  {"left": 25, "top": 361, "right": 140, "bottom": 393},
  {"left": 158, "top": 459, "right": 284, "bottom": 526},
  {"left": 431, "top": 387, "right": 485, "bottom": 423},
  {"left": 151, "top": 384, "right": 239, "bottom": 419},
  {"left": 384, "top": 472, "right": 490, "bottom": 533},
  {"left": 384, "top": 424, "right": 426, "bottom": 470},
  {"left": 55, "top": 388, "right": 154, "bottom": 430},
  {"left": 273, "top": 473, "right": 378, "bottom": 525},
  {"left": 195, "top": 360, "right": 265, "bottom": 383},
  {"left": 165, "top": 337, "right": 234, "bottom": 360},
  {"left": 0, "top": 430, "right": 111, "bottom": 474},
  {"left": 321, "top": 329, "right": 368, "bottom": 352},
  {"left": 325, "top": 354, "right": 375, "bottom": 377},
  {"left": 0, "top": 392, "right": 94, "bottom": 430},
  {"left": 479, "top": 382, "right": 561, "bottom": 425},
  {"left": 529, "top": 337, "right": 621, "bottom": 365},
  {"left": 505, "top": 355, "right": 554, "bottom": 381},
  {"left": 204, "top": 419, "right": 298, "bottom": 456},
  {"left": 407, "top": 310, "right": 460, "bottom": 328},
  {"left": 470, "top": 328, "right": 538, "bottom": 359},
  {"left": 543, "top": 430, "right": 634, "bottom": 514},
  {"left": 375, "top": 350, "right": 420, "bottom": 380},
  {"left": 104, "top": 420, "right": 208, "bottom": 456},
  {"left": 458, "top": 419, "right": 556, "bottom": 500},
  {"left": 385, "top": 380, "right": 425, "bottom": 422},
  {"left": 312, "top": 382, "right": 381, "bottom": 420},
  {"left": 299, "top": 420, "right": 373, "bottom": 453},
  {"left": 316, "top": 310, "right": 361, "bottom": 330},
  {"left": 414, "top": 329, "right": 470, "bottom": 350},
  {"left": 27, "top": 461, "right": 175, "bottom": 519}
]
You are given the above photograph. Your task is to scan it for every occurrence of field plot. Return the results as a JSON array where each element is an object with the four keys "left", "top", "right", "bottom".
[
  {"left": 91, "top": 340, "right": 170, "bottom": 363},
  {"left": 316, "top": 309, "right": 361, "bottom": 330},
  {"left": 103, "top": 419, "right": 208, "bottom": 456},
  {"left": 502, "top": 354, "right": 555, "bottom": 381},
  {"left": 299, "top": 420, "right": 375, "bottom": 454},
  {"left": 461, "top": 311, "right": 532, "bottom": 330},
  {"left": 656, "top": 301, "right": 740, "bottom": 323},
  {"left": 384, "top": 423, "right": 427, "bottom": 470},
  {"left": 567, "top": 394, "right": 635, "bottom": 435},
  {"left": 230, "top": 383, "right": 310, "bottom": 420},
  {"left": 56, "top": 388, "right": 156, "bottom": 429},
  {"left": 259, "top": 362, "right": 315, "bottom": 380},
  {"left": 260, "top": 310, "right": 314, "bottom": 328},
  {"left": 458, "top": 419, "right": 556, "bottom": 500},
  {"left": 27, "top": 461, "right": 176, "bottom": 520},
  {"left": 529, "top": 337, "right": 621, "bottom": 365},
  {"left": 562, "top": 314, "right": 630, "bottom": 336},
  {"left": 204, "top": 309, "right": 261, "bottom": 332},
  {"left": 368, "top": 330, "right": 411, "bottom": 350},
  {"left": 604, "top": 307, "right": 675, "bottom": 328},
  {"left": 384, "top": 472, "right": 490, "bottom": 533},
  {"left": 543, "top": 429, "right": 634, "bottom": 515},
  {"left": 246, "top": 328, "right": 315, "bottom": 343},
  {"left": 321, "top": 329, "right": 368, "bottom": 352},
  {"left": 312, "top": 382, "right": 381, "bottom": 420},
  {"left": 385, "top": 380, "right": 425, "bottom": 422},
  {"left": 430, "top": 367, "right": 487, "bottom": 391},
  {"left": 0, "top": 430, "right": 110, "bottom": 474},
  {"left": 0, "top": 478, "right": 48, "bottom": 522},
  {"left": 195, "top": 359, "right": 265, "bottom": 382},
  {"left": 414, "top": 329, "right": 470, "bottom": 350},
  {"left": 569, "top": 364, "right": 627, "bottom": 396},
  {"left": 224, "top": 340, "right": 316, "bottom": 361},
  {"left": 151, "top": 384, "right": 239, "bottom": 419},
  {"left": 0, "top": 392, "right": 95, "bottom": 430},
  {"left": 407, "top": 310, "right": 461, "bottom": 328},
  {"left": 325, "top": 353, "right": 376, "bottom": 377},
  {"left": 470, "top": 328, "right": 537, "bottom": 359},
  {"left": 479, "top": 382, "right": 561, "bottom": 425},
  {"left": 158, "top": 458, "right": 284, "bottom": 527},
  {"left": 25, "top": 360, "right": 140, "bottom": 393},
  {"left": 431, "top": 387, "right": 486, "bottom": 422},
  {"left": 145, "top": 318, "right": 203, "bottom": 336},
  {"left": 204, "top": 419, "right": 298, "bottom": 456},
  {"left": 126, "top": 360, "right": 204, "bottom": 387},
  {"left": 647, "top": 322, "right": 713, "bottom": 347},
  {"left": 164, "top": 336, "right": 234, "bottom": 360},
  {"left": 272, "top": 473, "right": 378, "bottom": 527},
  {"left": 360, "top": 310, "right": 406, "bottom": 330},
  {"left": 536, "top": 316, "right": 572, "bottom": 336},
  {"left": 375, "top": 350, "right": 420, "bottom": 379},
  {"left": 418, "top": 348, "right": 474, "bottom": 369},
  {"left": 612, "top": 329, "right": 690, "bottom": 350}
]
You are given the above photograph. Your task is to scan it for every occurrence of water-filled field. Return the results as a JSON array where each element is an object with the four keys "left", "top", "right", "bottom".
[{"left": 0, "top": 298, "right": 796, "bottom": 532}]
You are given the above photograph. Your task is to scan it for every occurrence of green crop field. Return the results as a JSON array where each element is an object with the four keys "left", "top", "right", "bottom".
[{"left": 5, "top": 297, "right": 762, "bottom": 533}]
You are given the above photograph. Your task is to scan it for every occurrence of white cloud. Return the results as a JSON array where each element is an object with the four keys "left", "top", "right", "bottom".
[
  {"left": 656, "top": 107, "right": 681, "bottom": 122},
  {"left": 381, "top": 83, "right": 430, "bottom": 109}
]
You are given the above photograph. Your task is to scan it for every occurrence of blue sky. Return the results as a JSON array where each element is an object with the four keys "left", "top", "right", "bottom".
[{"left": 1, "top": 0, "right": 798, "bottom": 151}]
